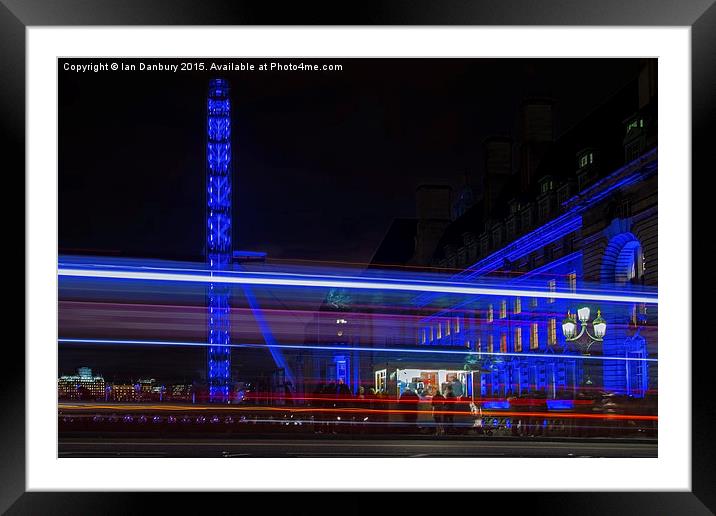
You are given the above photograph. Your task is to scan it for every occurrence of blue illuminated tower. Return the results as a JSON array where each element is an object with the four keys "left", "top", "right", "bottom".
[{"left": 206, "top": 78, "right": 232, "bottom": 402}]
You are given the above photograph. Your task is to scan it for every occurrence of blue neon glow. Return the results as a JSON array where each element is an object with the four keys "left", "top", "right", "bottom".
[
  {"left": 483, "top": 401, "right": 510, "bottom": 409},
  {"left": 546, "top": 399, "right": 575, "bottom": 410},
  {"left": 206, "top": 78, "right": 232, "bottom": 402}
]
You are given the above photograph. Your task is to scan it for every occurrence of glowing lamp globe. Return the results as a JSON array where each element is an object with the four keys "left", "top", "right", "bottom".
[
  {"left": 577, "top": 306, "right": 591, "bottom": 323},
  {"left": 592, "top": 310, "right": 607, "bottom": 339},
  {"left": 562, "top": 312, "right": 577, "bottom": 339}
]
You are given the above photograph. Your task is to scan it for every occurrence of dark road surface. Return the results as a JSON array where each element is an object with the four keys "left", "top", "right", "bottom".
[{"left": 58, "top": 437, "right": 657, "bottom": 458}]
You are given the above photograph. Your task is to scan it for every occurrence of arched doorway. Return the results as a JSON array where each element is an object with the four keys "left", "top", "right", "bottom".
[
  {"left": 601, "top": 232, "right": 644, "bottom": 285},
  {"left": 600, "top": 232, "right": 649, "bottom": 397}
]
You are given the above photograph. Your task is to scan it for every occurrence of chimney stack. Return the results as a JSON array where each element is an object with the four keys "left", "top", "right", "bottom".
[
  {"left": 483, "top": 136, "right": 513, "bottom": 220},
  {"left": 411, "top": 185, "right": 452, "bottom": 265},
  {"left": 519, "top": 98, "right": 554, "bottom": 193}
]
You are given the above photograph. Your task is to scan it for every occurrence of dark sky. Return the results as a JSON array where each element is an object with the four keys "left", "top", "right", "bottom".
[{"left": 59, "top": 58, "right": 642, "bottom": 264}]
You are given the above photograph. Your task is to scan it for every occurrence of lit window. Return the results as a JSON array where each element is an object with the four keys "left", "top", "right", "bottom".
[
  {"left": 548, "top": 279, "right": 556, "bottom": 303},
  {"left": 477, "top": 337, "right": 482, "bottom": 353},
  {"left": 421, "top": 329, "right": 426, "bottom": 345},
  {"left": 530, "top": 323, "right": 539, "bottom": 350},
  {"left": 514, "top": 297, "right": 522, "bottom": 315},
  {"left": 500, "top": 334, "right": 507, "bottom": 354},
  {"left": 488, "top": 335, "right": 494, "bottom": 353},
  {"left": 514, "top": 327, "right": 522, "bottom": 352},
  {"left": 445, "top": 319, "right": 451, "bottom": 336},
  {"left": 568, "top": 272, "right": 577, "bottom": 292},
  {"left": 436, "top": 322, "right": 442, "bottom": 340},
  {"left": 530, "top": 297, "right": 538, "bottom": 309},
  {"left": 487, "top": 304, "right": 494, "bottom": 323},
  {"left": 429, "top": 326, "right": 434, "bottom": 342},
  {"left": 500, "top": 300, "right": 507, "bottom": 319},
  {"left": 548, "top": 318, "right": 557, "bottom": 346},
  {"left": 375, "top": 369, "right": 387, "bottom": 392},
  {"left": 455, "top": 317, "right": 461, "bottom": 334}
]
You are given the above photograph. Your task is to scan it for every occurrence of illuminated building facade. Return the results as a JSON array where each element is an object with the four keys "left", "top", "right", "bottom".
[
  {"left": 58, "top": 367, "right": 106, "bottom": 400},
  {"left": 206, "top": 78, "right": 233, "bottom": 402},
  {"left": 413, "top": 61, "right": 658, "bottom": 401},
  {"left": 107, "top": 383, "right": 137, "bottom": 402},
  {"left": 169, "top": 383, "right": 195, "bottom": 402},
  {"left": 135, "top": 378, "right": 157, "bottom": 401}
]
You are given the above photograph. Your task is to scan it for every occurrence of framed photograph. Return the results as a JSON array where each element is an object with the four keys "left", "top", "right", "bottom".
[{"left": 4, "top": 0, "right": 713, "bottom": 513}]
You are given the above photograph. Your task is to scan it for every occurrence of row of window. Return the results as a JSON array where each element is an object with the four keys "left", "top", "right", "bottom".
[
  {"left": 467, "top": 319, "right": 558, "bottom": 354},
  {"left": 420, "top": 316, "right": 463, "bottom": 344},
  {"left": 420, "top": 274, "right": 576, "bottom": 347}
]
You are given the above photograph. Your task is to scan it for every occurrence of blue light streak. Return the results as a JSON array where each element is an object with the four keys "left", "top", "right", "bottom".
[
  {"left": 514, "top": 251, "right": 582, "bottom": 282},
  {"left": 57, "top": 267, "right": 657, "bottom": 304},
  {"left": 463, "top": 214, "right": 583, "bottom": 280},
  {"left": 562, "top": 148, "right": 657, "bottom": 210}
]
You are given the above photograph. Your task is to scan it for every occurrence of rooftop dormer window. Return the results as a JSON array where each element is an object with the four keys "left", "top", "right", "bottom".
[
  {"left": 626, "top": 117, "right": 644, "bottom": 134},
  {"left": 577, "top": 151, "right": 594, "bottom": 169},
  {"left": 539, "top": 176, "right": 554, "bottom": 194},
  {"left": 623, "top": 114, "right": 647, "bottom": 162},
  {"left": 576, "top": 149, "right": 598, "bottom": 191}
]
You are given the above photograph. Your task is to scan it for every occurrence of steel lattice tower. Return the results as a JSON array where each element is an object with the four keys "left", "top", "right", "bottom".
[{"left": 206, "top": 78, "right": 232, "bottom": 402}]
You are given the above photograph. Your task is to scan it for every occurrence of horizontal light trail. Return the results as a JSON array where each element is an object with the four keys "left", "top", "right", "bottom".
[
  {"left": 105, "top": 391, "right": 595, "bottom": 406},
  {"left": 58, "top": 266, "right": 658, "bottom": 304},
  {"left": 59, "top": 299, "right": 656, "bottom": 328},
  {"left": 62, "top": 398, "right": 596, "bottom": 408},
  {"left": 59, "top": 403, "right": 657, "bottom": 421},
  {"left": 81, "top": 394, "right": 600, "bottom": 407},
  {"left": 59, "top": 337, "right": 658, "bottom": 363}
]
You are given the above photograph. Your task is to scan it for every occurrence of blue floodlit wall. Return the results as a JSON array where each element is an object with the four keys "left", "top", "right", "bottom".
[
  {"left": 207, "top": 78, "right": 232, "bottom": 402},
  {"left": 415, "top": 152, "right": 658, "bottom": 399},
  {"left": 419, "top": 252, "right": 585, "bottom": 398}
]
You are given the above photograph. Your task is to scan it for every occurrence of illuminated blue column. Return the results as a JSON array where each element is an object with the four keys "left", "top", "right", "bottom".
[{"left": 207, "top": 78, "right": 232, "bottom": 403}]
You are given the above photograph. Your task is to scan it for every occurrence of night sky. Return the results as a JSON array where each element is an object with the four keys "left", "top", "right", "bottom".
[{"left": 59, "top": 58, "right": 642, "bottom": 264}]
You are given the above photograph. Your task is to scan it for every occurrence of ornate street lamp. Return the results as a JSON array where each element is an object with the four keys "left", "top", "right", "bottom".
[
  {"left": 561, "top": 306, "right": 608, "bottom": 390},
  {"left": 562, "top": 307, "right": 607, "bottom": 353}
]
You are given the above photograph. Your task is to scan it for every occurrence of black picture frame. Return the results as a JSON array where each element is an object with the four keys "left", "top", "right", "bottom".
[{"left": 2, "top": 1, "right": 713, "bottom": 513}]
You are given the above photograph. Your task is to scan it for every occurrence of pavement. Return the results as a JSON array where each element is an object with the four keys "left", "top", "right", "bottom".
[{"left": 58, "top": 436, "right": 657, "bottom": 457}]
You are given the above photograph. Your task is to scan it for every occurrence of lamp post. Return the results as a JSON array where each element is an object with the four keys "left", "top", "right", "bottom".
[
  {"left": 561, "top": 306, "right": 607, "bottom": 390},
  {"left": 561, "top": 307, "right": 606, "bottom": 354}
]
